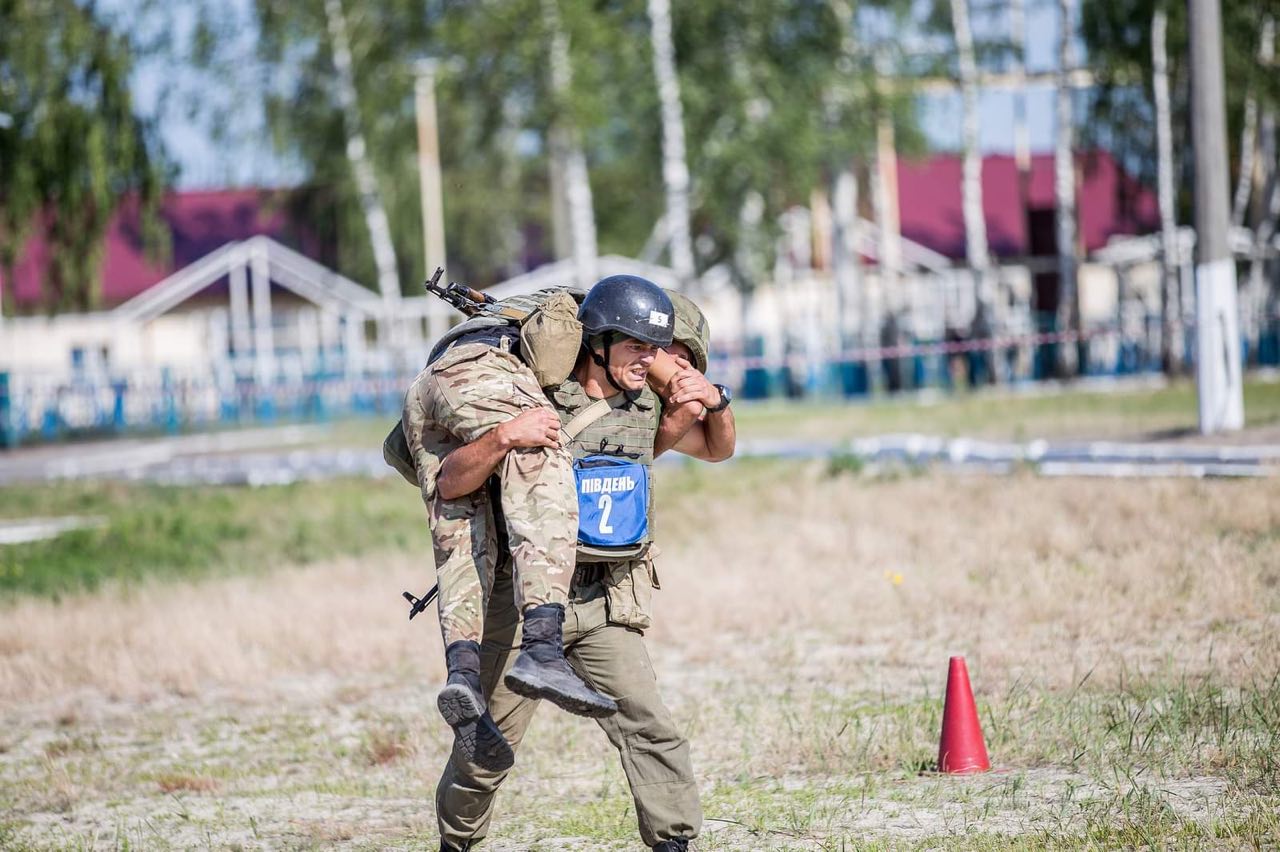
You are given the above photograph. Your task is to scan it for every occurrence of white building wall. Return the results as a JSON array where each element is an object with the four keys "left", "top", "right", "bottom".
[{"left": 1, "top": 313, "right": 215, "bottom": 376}]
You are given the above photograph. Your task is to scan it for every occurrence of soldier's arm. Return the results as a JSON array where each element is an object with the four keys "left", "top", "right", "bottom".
[
  {"left": 653, "top": 357, "right": 736, "bottom": 461},
  {"left": 669, "top": 406, "right": 736, "bottom": 462},
  {"left": 654, "top": 399, "right": 703, "bottom": 456},
  {"left": 436, "top": 408, "right": 562, "bottom": 500}
]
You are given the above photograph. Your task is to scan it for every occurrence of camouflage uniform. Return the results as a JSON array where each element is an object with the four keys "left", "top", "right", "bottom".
[
  {"left": 434, "top": 380, "right": 701, "bottom": 850},
  {"left": 401, "top": 342, "right": 578, "bottom": 647}
]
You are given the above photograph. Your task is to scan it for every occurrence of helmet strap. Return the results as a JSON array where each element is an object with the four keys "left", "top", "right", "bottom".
[{"left": 586, "top": 331, "right": 640, "bottom": 404}]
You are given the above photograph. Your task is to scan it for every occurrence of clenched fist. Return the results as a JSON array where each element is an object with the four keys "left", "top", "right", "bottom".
[
  {"left": 665, "top": 355, "right": 720, "bottom": 408},
  {"left": 496, "top": 407, "right": 562, "bottom": 449}
]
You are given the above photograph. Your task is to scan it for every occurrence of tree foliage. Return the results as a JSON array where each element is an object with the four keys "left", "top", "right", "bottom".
[
  {"left": 1081, "top": 0, "right": 1280, "bottom": 222},
  {"left": 183, "top": 0, "right": 911, "bottom": 292},
  {"left": 0, "top": 0, "right": 170, "bottom": 312}
]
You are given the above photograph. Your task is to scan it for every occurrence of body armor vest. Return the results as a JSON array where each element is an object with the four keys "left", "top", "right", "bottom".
[{"left": 551, "top": 378, "right": 660, "bottom": 562}]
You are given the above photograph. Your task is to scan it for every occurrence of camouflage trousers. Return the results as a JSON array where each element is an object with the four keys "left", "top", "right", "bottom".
[
  {"left": 401, "top": 343, "right": 578, "bottom": 647},
  {"left": 435, "top": 557, "right": 701, "bottom": 849}
]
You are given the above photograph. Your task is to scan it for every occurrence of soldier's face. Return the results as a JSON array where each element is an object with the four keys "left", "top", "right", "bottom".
[
  {"left": 664, "top": 341, "right": 693, "bottom": 365},
  {"left": 607, "top": 338, "right": 659, "bottom": 390}
]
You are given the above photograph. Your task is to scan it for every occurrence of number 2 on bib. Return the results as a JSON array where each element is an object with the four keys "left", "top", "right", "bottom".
[{"left": 597, "top": 494, "right": 614, "bottom": 535}]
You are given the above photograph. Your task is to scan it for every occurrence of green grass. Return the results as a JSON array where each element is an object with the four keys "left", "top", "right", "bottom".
[{"left": 0, "top": 478, "right": 427, "bottom": 598}]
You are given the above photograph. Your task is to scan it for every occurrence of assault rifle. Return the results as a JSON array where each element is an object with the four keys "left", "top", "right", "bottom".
[
  {"left": 402, "top": 586, "right": 438, "bottom": 621},
  {"left": 423, "top": 266, "right": 527, "bottom": 321}
]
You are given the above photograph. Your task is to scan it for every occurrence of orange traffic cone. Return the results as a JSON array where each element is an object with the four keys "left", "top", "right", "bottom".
[{"left": 937, "top": 656, "right": 990, "bottom": 773}]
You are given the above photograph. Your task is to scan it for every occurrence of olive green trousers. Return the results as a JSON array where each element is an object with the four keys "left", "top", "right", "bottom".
[{"left": 435, "top": 561, "right": 701, "bottom": 849}]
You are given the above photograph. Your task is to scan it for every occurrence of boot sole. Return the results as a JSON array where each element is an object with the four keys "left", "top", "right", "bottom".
[
  {"left": 438, "top": 685, "right": 514, "bottom": 773},
  {"left": 503, "top": 670, "right": 618, "bottom": 718},
  {"left": 450, "top": 714, "right": 515, "bottom": 773},
  {"left": 437, "top": 683, "right": 484, "bottom": 726}
]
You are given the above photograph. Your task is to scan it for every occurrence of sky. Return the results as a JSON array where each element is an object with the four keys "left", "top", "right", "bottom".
[{"left": 119, "top": 0, "right": 1074, "bottom": 191}]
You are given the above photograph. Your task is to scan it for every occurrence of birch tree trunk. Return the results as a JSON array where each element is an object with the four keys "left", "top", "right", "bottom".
[
  {"left": 647, "top": 0, "right": 695, "bottom": 289},
  {"left": 1010, "top": 0, "right": 1032, "bottom": 376},
  {"left": 950, "top": 0, "right": 993, "bottom": 363},
  {"left": 1153, "top": 6, "right": 1183, "bottom": 374},
  {"left": 1010, "top": 0, "right": 1031, "bottom": 188},
  {"left": 1054, "top": 0, "right": 1080, "bottom": 377},
  {"left": 872, "top": 113, "right": 901, "bottom": 315},
  {"left": 1247, "top": 17, "right": 1277, "bottom": 361},
  {"left": 324, "top": 0, "right": 400, "bottom": 319},
  {"left": 832, "top": 167, "right": 863, "bottom": 350},
  {"left": 828, "top": 0, "right": 864, "bottom": 352},
  {"left": 543, "top": 0, "right": 598, "bottom": 288},
  {"left": 499, "top": 98, "right": 528, "bottom": 280},
  {"left": 1231, "top": 94, "right": 1259, "bottom": 228},
  {"left": 869, "top": 105, "right": 900, "bottom": 391},
  {"left": 871, "top": 47, "right": 902, "bottom": 334}
]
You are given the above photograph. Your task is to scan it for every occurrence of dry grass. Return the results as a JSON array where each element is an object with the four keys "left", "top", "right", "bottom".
[
  {"left": 652, "top": 464, "right": 1280, "bottom": 692},
  {"left": 154, "top": 773, "right": 219, "bottom": 794},
  {"left": 4, "top": 467, "right": 1274, "bottom": 704},
  {"left": 0, "top": 553, "right": 441, "bottom": 703},
  {"left": 1, "top": 463, "right": 1278, "bottom": 849}
]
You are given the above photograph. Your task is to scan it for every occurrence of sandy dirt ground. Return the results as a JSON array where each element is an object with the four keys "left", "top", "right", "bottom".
[{"left": 2, "top": 467, "right": 1278, "bottom": 849}]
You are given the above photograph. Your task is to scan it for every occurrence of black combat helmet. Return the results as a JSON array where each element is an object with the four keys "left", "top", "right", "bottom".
[{"left": 578, "top": 275, "right": 675, "bottom": 349}]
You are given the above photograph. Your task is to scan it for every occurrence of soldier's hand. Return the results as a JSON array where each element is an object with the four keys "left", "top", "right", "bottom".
[
  {"left": 498, "top": 408, "right": 561, "bottom": 449},
  {"left": 667, "top": 358, "right": 719, "bottom": 408}
]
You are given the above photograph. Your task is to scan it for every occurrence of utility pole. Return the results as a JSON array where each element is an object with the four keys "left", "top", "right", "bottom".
[
  {"left": 414, "top": 60, "right": 447, "bottom": 280},
  {"left": 1188, "top": 0, "right": 1245, "bottom": 432}
]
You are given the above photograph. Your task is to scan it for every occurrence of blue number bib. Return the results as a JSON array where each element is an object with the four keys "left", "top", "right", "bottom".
[{"left": 574, "top": 456, "right": 649, "bottom": 547}]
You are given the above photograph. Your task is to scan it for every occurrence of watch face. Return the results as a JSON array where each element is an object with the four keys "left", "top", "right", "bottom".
[{"left": 711, "top": 384, "right": 732, "bottom": 411}]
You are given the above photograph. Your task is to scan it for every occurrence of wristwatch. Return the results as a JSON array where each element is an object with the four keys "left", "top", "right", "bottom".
[{"left": 705, "top": 383, "right": 732, "bottom": 413}]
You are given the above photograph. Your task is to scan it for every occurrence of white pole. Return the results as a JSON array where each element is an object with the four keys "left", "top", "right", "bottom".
[
  {"left": 229, "top": 248, "right": 253, "bottom": 378},
  {"left": 250, "top": 243, "right": 275, "bottom": 387}
]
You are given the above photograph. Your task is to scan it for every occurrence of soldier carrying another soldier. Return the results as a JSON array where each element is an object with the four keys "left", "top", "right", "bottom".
[{"left": 417, "top": 276, "right": 734, "bottom": 852}]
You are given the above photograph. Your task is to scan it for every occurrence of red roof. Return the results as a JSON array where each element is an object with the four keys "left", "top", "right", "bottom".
[
  {"left": 895, "top": 150, "right": 1159, "bottom": 259},
  {"left": 3, "top": 188, "right": 303, "bottom": 310}
]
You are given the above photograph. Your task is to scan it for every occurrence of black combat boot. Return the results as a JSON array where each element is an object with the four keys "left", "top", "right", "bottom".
[
  {"left": 652, "top": 840, "right": 689, "bottom": 851},
  {"left": 503, "top": 603, "right": 618, "bottom": 717},
  {"left": 438, "top": 640, "right": 514, "bottom": 772}
]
